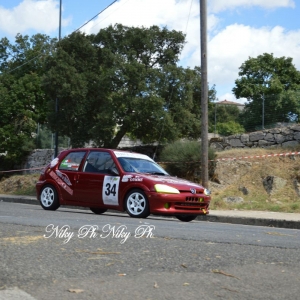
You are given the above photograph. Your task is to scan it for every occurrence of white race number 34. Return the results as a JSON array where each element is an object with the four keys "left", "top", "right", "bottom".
[{"left": 102, "top": 176, "right": 120, "bottom": 205}]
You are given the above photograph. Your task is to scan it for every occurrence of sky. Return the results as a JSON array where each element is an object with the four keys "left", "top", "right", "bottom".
[{"left": 0, "top": 0, "right": 299, "bottom": 104}]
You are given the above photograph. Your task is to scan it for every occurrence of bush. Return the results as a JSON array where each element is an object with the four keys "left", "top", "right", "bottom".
[
  {"left": 216, "top": 121, "right": 245, "bottom": 136},
  {"left": 159, "top": 140, "right": 216, "bottom": 180}
]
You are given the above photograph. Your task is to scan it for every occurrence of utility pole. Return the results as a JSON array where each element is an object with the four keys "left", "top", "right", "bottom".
[
  {"left": 54, "top": 0, "right": 62, "bottom": 157},
  {"left": 200, "top": 0, "right": 209, "bottom": 188}
]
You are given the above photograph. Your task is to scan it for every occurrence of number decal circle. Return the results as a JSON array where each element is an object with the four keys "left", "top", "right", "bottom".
[{"left": 102, "top": 176, "right": 120, "bottom": 205}]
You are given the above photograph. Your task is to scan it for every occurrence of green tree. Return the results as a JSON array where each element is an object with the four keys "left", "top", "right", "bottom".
[
  {"left": 36, "top": 124, "right": 70, "bottom": 149},
  {"left": 0, "top": 34, "right": 55, "bottom": 168},
  {"left": 43, "top": 24, "right": 216, "bottom": 148},
  {"left": 42, "top": 31, "right": 105, "bottom": 147},
  {"left": 208, "top": 103, "right": 241, "bottom": 133},
  {"left": 233, "top": 53, "right": 300, "bottom": 131},
  {"left": 91, "top": 24, "right": 187, "bottom": 148}
]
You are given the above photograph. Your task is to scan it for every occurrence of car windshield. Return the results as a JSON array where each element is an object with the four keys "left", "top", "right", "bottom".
[{"left": 117, "top": 157, "right": 169, "bottom": 175}]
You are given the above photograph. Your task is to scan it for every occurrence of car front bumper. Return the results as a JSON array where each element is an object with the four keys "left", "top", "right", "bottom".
[{"left": 147, "top": 192, "right": 210, "bottom": 215}]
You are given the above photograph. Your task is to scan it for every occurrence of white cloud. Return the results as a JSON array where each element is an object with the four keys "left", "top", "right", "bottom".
[
  {"left": 83, "top": 0, "right": 201, "bottom": 35},
  {"left": 206, "top": 24, "right": 300, "bottom": 94},
  {"left": 208, "top": 0, "right": 295, "bottom": 13},
  {"left": 0, "top": 0, "right": 70, "bottom": 36}
]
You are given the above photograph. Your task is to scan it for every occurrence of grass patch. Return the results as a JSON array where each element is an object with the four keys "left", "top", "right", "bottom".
[
  {"left": 0, "top": 174, "right": 39, "bottom": 196},
  {"left": 13, "top": 185, "right": 37, "bottom": 196}
]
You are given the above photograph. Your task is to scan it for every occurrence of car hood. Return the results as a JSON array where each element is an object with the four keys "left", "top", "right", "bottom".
[{"left": 122, "top": 174, "right": 205, "bottom": 192}]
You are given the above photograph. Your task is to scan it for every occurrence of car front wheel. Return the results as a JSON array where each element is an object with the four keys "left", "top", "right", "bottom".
[
  {"left": 40, "top": 185, "right": 60, "bottom": 211},
  {"left": 125, "top": 189, "right": 150, "bottom": 218},
  {"left": 176, "top": 215, "right": 197, "bottom": 222}
]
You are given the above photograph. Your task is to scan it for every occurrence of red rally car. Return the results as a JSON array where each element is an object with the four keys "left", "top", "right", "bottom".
[{"left": 36, "top": 148, "right": 211, "bottom": 222}]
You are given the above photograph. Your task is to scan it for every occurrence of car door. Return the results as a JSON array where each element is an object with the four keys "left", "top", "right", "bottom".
[
  {"left": 56, "top": 151, "right": 87, "bottom": 203},
  {"left": 74, "top": 151, "right": 121, "bottom": 206}
]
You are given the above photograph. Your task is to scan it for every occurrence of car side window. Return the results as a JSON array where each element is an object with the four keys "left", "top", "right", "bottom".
[
  {"left": 83, "top": 151, "right": 116, "bottom": 173},
  {"left": 59, "top": 152, "right": 86, "bottom": 171}
]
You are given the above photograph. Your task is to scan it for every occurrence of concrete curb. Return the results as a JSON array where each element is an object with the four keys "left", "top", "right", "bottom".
[
  {"left": 1, "top": 194, "right": 300, "bottom": 229},
  {"left": 196, "top": 214, "right": 300, "bottom": 229}
]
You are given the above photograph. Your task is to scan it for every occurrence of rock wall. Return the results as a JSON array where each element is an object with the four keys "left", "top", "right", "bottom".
[
  {"left": 210, "top": 125, "right": 300, "bottom": 151},
  {"left": 23, "top": 149, "right": 55, "bottom": 174}
]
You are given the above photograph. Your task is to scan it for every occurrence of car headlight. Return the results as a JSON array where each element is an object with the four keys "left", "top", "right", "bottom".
[
  {"left": 154, "top": 184, "right": 180, "bottom": 194},
  {"left": 204, "top": 188, "right": 211, "bottom": 196}
]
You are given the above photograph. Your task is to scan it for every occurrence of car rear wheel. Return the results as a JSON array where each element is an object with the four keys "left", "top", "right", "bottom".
[
  {"left": 125, "top": 189, "right": 150, "bottom": 218},
  {"left": 176, "top": 215, "right": 197, "bottom": 222},
  {"left": 90, "top": 208, "right": 107, "bottom": 215},
  {"left": 40, "top": 185, "right": 60, "bottom": 211}
]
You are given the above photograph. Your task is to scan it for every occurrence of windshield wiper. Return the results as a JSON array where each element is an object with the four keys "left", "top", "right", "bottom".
[{"left": 146, "top": 172, "right": 167, "bottom": 176}]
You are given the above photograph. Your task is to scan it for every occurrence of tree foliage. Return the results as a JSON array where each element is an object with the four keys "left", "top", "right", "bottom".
[
  {"left": 159, "top": 140, "right": 216, "bottom": 180},
  {"left": 216, "top": 121, "right": 245, "bottom": 136},
  {"left": 233, "top": 53, "right": 300, "bottom": 131},
  {"left": 208, "top": 103, "right": 241, "bottom": 133},
  {"left": 43, "top": 24, "right": 216, "bottom": 148},
  {"left": 0, "top": 34, "right": 55, "bottom": 168},
  {"left": 1, "top": 25, "right": 218, "bottom": 171}
]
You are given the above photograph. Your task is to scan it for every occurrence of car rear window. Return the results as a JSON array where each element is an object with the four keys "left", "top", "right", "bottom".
[{"left": 59, "top": 152, "right": 86, "bottom": 171}]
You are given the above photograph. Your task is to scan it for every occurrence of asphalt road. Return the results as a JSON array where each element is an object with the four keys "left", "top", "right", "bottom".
[{"left": 1, "top": 202, "right": 300, "bottom": 300}]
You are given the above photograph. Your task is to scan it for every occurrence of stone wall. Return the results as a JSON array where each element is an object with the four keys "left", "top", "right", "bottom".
[
  {"left": 23, "top": 149, "right": 55, "bottom": 174},
  {"left": 210, "top": 125, "right": 300, "bottom": 151}
]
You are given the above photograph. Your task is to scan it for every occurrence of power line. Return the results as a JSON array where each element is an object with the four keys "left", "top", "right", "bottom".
[
  {"left": 185, "top": 0, "right": 194, "bottom": 34},
  {"left": 1, "top": 0, "right": 119, "bottom": 76},
  {"left": 85, "top": 0, "right": 131, "bottom": 33},
  {"left": 2, "top": 53, "right": 45, "bottom": 75},
  {"left": 74, "top": 0, "right": 118, "bottom": 33}
]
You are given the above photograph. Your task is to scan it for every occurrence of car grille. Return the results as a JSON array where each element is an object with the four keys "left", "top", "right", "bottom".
[{"left": 174, "top": 202, "right": 208, "bottom": 210}]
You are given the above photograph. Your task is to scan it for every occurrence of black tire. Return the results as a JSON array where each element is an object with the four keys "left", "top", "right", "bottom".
[
  {"left": 125, "top": 189, "right": 150, "bottom": 218},
  {"left": 39, "top": 184, "right": 60, "bottom": 211},
  {"left": 90, "top": 208, "right": 107, "bottom": 215},
  {"left": 176, "top": 215, "right": 197, "bottom": 222}
]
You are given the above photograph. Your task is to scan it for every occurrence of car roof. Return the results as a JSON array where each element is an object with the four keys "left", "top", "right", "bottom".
[{"left": 60, "top": 148, "right": 154, "bottom": 162}]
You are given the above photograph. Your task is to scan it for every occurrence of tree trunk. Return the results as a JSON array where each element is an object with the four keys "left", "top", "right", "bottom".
[{"left": 107, "top": 124, "right": 128, "bottom": 149}]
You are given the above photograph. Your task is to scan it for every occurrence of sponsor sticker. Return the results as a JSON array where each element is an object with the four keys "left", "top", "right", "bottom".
[
  {"left": 49, "top": 171, "right": 73, "bottom": 195},
  {"left": 56, "top": 170, "right": 72, "bottom": 186},
  {"left": 122, "top": 175, "right": 144, "bottom": 182}
]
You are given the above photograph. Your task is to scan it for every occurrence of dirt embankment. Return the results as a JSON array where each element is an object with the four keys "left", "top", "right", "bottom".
[
  {"left": 0, "top": 174, "right": 39, "bottom": 196},
  {"left": 210, "top": 147, "right": 300, "bottom": 212}
]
